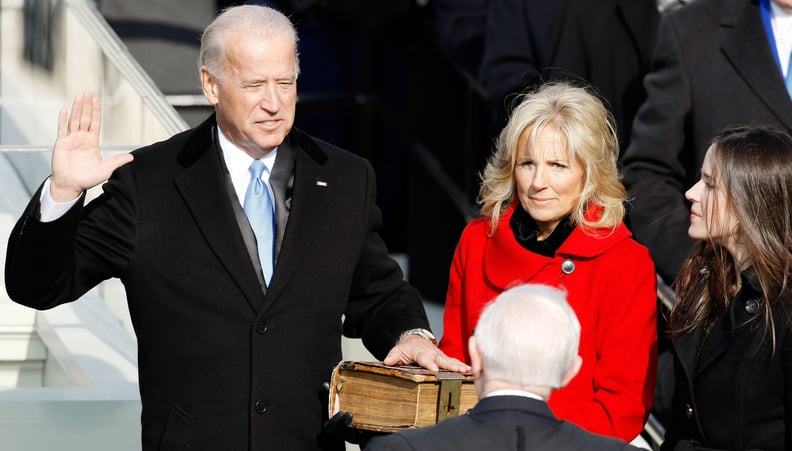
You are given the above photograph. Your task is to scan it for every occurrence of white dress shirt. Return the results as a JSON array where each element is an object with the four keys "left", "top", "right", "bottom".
[{"left": 216, "top": 124, "right": 277, "bottom": 207}]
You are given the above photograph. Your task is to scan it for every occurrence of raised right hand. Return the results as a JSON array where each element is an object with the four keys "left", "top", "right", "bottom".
[{"left": 49, "top": 91, "right": 134, "bottom": 202}]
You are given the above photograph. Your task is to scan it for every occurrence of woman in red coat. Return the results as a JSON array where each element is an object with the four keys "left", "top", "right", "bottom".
[{"left": 439, "top": 83, "right": 657, "bottom": 442}]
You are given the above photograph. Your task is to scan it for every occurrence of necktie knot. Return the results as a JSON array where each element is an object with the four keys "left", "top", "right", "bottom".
[
  {"left": 248, "top": 160, "right": 267, "bottom": 186},
  {"left": 249, "top": 159, "right": 266, "bottom": 180}
]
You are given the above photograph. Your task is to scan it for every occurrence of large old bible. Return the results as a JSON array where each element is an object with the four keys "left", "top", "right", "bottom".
[{"left": 328, "top": 361, "right": 477, "bottom": 432}]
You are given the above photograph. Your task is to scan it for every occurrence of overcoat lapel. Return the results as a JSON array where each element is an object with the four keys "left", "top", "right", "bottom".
[
  {"left": 720, "top": 0, "right": 792, "bottom": 130},
  {"left": 270, "top": 134, "right": 296, "bottom": 263},
  {"left": 259, "top": 129, "right": 331, "bottom": 313},
  {"left": 673, "top": 327, "right": 702, "bottom": 389},
  {"left": 470, "top": 396, "right": 559, "bottom": 426},
  {"left": 693, "top": 315, "right": 732, "bottom": 376},
  {"left": 673, "top": 319, "right": 732, "bottom": 382},
  {"left": 173, "top": 122, "right": 264, "bottom": 313}
]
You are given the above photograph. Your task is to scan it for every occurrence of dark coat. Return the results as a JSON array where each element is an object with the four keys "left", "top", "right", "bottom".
[
  {"left": 551, "top": 0, "right": 659, "bottom": 153},
  {"left": 478, "top": 0, "right": 570, "bottom": 129},
  {"left": 662, "top": 271, "right": 792, "bottom": 450},
  {"left": 4, "top": 116, "right": 430, "bottom": 451},
  {"left": 478, "top": 0, "right": 658, "bottom": 147},
  {"left": 365, "top": 395, "right": 643, "bottom": 451},
  {"left": 621, "top": 0, "right": 792, "bottom": 282}
]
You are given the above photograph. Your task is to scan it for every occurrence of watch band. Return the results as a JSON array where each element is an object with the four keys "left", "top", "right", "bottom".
[{"left": 399, "top": 328, "right": 437, "bottom": 345}]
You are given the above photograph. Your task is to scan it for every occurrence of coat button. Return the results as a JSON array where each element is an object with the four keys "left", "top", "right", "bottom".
[
  {"left": 685, "top": 403, "right": 693, "bottom": 420},
  {"left": 255, "top": 401, "right": 267, "bottom": 414},
  {"left": 561, "top": 259, "right": 575, "bottom": 275},
  {"left": 255, "top": 321, "right": 268, "bottom": 334},
  {"left": 745, "top": 299, "right": 759, "bottom": 314}
]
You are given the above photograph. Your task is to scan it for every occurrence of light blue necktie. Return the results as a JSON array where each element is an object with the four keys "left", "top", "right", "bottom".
[{"left": 244, "top": 160, "right": 275, "bottom": 285}]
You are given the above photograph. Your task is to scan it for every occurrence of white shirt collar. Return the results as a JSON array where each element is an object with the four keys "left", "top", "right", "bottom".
[
  {"left": 485, "top": 389, "right": 545, "bottom": 401},
  {"left": 217, "top": 125, "right": 277, "bottom": 203}
]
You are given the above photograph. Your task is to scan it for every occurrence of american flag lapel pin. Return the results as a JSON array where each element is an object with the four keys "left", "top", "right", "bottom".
[{"left": 316, "top": 178, "right": 328, "bottom": 187}]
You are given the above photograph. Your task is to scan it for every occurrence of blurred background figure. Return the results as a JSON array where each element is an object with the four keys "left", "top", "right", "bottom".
[
  {"left": 550, "top": 0, "right": 659, "bottom": 155},
  {"left": 23, "top": 0, "right": 57, "bottom": 71},
  {"left": 431, "top": 0, "right": 487, "bottom": 76},
  {"left": 621, "top": 0, "right": 792, "bottom": 286},
  {"left": 478, "top": 0, "right": 659, "bottom": 154}
]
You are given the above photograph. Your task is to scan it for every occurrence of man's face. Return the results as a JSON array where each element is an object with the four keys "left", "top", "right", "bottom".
[{"left": 202, "top": 31, "right": 297, "bottom": 159}]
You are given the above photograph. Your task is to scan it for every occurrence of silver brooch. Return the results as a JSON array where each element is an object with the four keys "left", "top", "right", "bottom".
[{"left": 561, "top": 259, "right": 575, "bottom": 275}]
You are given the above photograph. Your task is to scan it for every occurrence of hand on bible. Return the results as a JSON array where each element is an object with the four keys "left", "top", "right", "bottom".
[{"left": 383, "top": 334, "right": 471, "bottom": 373}]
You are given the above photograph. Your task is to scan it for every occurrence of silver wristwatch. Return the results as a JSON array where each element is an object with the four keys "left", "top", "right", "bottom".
[{"left": 398, "top": 328, "right": 437, "bottom": 344}]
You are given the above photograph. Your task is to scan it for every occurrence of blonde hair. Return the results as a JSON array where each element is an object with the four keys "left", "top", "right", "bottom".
[{"left": 478, "top": 83, "right": 626, "bottom": 234}]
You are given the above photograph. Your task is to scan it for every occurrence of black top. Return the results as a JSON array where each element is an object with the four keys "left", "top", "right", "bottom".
[{"left": 510, "top": 203, "right": 575, "bottom": 258}]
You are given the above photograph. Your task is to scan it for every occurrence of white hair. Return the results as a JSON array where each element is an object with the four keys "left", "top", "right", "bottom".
[
  {"left": 474, "top": 284, "right": 581, "bottom": 388},
  {"left": 199, "top": 4, "right": 300, "bottom": 82}
]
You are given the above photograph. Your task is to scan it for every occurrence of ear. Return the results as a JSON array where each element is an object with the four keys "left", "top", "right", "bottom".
[
  {"left": 560, "top": 356, "right": 582, "bottom": 388},
  {"left": 200, "top": 66, "right": 220, "bottom": 106},
  {"left": 468, "top": 336, "right": 483, "bottom": 378}
]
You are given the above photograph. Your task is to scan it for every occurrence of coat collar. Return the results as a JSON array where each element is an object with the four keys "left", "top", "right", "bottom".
[
  {"left": 673, "top": 267, "right": 765, "bottom": 380},
  {"left": 468, "top": 395, "right": 559, "bottom": 426},
  {"left": 172, "top": 116, "right": 264, "bottom": 312},
  {"left": 482, "top": 203, "right": 632, "bottom": 289},
  {"left": 256, "top": 129, "right": 332, "bottom": 313}
]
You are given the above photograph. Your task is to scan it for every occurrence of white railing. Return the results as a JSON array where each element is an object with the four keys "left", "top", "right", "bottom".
[
  {"left": 0, "top": 0, "right": 187, "bottom": 148},
  {"left": 0, "top": 0, "right": 185, "bottom": 447},
  {"left": 0, "top": 146, "right": 142, "bottom": 450}
]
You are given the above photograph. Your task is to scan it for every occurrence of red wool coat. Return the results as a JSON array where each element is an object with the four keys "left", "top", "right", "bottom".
[{"left": 439, "top": 203, "right": 657, "bottom": 441}]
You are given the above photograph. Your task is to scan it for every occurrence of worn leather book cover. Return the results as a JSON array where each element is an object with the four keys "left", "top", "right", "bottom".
[{"left": 328, "top": 360, "right": 477, "bottom": 432}]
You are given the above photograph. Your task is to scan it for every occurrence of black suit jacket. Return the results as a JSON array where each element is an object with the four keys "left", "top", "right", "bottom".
[
  {"left": 365, "top": 396, "right": 642, "bottom": 451},
  {"left": 4, "top": 116, "right": 430, "bottom": 451},
  {"left": 621, "top": 0, "right": 792, "bottom": 282}
]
